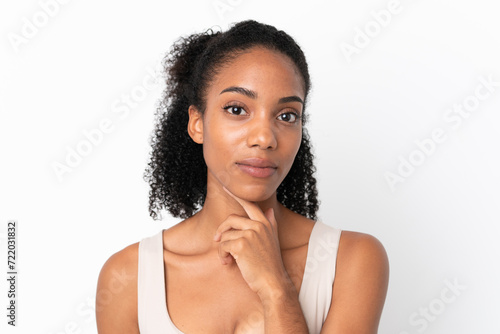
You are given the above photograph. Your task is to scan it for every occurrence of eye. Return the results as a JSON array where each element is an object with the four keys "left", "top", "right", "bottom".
[
  {"left": 278, "top": 112, "right": 301, "bottom": 123},
  {"left": 223, "top": 105, "right": 247, "bottom": 116}
]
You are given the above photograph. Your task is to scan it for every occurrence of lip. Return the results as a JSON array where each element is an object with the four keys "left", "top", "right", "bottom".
[
  {"left": 236, "top": 158, "right": 277, "bottom": 178},
  {"left": 237, "top": 164, "right": 277, "bottom": 178},
  {"left": 236, "top": 158, "right": 278, "bottom": 168}
]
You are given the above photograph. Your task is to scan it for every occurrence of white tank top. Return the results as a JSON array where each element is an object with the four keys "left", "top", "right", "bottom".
[{"left": 137, "top": 220, "right": 342, "bottom": 334}]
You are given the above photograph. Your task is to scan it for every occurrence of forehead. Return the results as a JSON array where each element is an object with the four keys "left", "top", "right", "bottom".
[{"left": 207, "top": 46, "right": 305, "bottom": 99}]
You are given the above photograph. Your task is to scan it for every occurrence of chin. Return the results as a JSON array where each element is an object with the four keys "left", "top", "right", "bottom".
[{"left": 230, "top": 183, "right": 276, "bottom": 202}]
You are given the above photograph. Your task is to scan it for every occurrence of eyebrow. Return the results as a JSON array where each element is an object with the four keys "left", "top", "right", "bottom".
[{"left": 219, "top": 86, "right": 304, "bottom": 104}]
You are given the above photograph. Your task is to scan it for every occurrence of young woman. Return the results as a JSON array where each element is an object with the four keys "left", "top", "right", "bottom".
[{"left": 96, "top": 20, "right": 389, "bottom": 334}]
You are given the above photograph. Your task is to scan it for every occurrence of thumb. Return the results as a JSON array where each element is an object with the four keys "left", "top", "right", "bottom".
[{"left": 265, "top": 207, "right": 278, "bottom": 231}]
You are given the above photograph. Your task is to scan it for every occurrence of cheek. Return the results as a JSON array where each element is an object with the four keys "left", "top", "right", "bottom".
[
  {"left": 282, "top": 131, "right": 302, "bottom": 171},
  {"left": 202, "top": 119, "right": 241, "bottom": 170}
]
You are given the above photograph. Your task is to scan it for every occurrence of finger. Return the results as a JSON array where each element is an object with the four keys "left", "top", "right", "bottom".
[
  {"left": 223, "top": 186, "right": 267, "bottom": 223},
  {"left": 264, "top": 207, "right": 278, "bottom": 231},
  {"left": 219, "top": 228, "right": 255, "bottom": 244},
  {"left": 217, "top": 230, "right": 250, "bottom": 265},
  {"left": 218, "top": 238, "right": 244, "bottom": 265},
  {"left": 218, "top": 242, "right": 234, "bottom": 265},
  {"left": 218, "top": 235, "right": 252, "bottom": 265},
  {"left": 213, "top": 215, "right": 255, "bottom": 241}
]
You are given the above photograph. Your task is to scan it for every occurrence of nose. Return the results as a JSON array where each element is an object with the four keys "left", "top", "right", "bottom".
[{"left": 246, "top": 118, "right": 277, "bottom": 150}]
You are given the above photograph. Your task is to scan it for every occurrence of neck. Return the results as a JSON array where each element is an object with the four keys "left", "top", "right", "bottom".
[{"left": 190, "top": 171, "right": 288, "bottom": 244}]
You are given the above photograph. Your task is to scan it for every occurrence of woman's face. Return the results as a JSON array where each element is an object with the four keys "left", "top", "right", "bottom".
[{"left": 188, "top": 46, "right": 305, "bottom": 202}]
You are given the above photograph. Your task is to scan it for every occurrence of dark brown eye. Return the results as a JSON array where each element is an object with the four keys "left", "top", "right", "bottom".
[
  {"left": 224, "top": 105, "right": 247, "bottom": 116},
  {"left": 278, "top": 112, "right": 299, "bottom": 123}
]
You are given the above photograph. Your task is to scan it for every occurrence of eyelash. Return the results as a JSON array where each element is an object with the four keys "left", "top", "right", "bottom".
[{"left": 222, "top": 104, "right": 302, "bottom": 124}]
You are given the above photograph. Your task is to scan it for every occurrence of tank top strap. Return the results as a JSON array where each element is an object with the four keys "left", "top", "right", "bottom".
[
  {"left": 298, "top": 220, "right": 342, "bottom": 334},
  {"left": 138, "top": 230, "right": 182, "bottom": 333}
]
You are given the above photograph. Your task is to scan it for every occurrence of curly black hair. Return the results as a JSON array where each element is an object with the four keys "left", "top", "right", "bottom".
[{"left": 143, "top": 20, "right": 320, "bottom": 221}]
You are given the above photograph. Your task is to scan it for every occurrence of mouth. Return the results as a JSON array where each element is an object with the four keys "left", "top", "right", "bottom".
[
  {"left": 236, "top": 163, "right": 277, "bottom": 169},
  {"left": 236, "top": 163, "right": 277, "bottom": 178},
  {"left": 235, "top": 158, "right": 278, "bottom": 169}
]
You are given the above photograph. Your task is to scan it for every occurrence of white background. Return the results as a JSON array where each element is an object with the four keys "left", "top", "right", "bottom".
[{"left": 1, "top": 0, "right": 499, "bottom": 333}]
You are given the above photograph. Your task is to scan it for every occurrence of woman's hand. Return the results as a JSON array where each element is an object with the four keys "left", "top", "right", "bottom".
[{"left": 213, "top": 186, "right": 291, "bottom": 301}]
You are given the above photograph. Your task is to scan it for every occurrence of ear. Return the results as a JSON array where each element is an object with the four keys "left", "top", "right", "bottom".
[{"left": 187, "top": 105, "right": 203, "bottom": 144}]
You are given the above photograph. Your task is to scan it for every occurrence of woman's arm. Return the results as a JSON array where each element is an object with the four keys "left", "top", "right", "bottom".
[
  {"left": 95, "top": 243, "right": 140, "bottom": 334},
  {"left": 258, "top": 272, "right": 309, "bottom": 333},
  {"left": 215, "top": 186, "right": 310, "bottom": 333},
  {"left": 321, "top": 231, "right": 390, "bottom": 333}
]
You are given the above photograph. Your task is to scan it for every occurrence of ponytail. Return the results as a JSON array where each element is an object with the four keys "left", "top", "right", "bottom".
[{"left": 164, "top": 30, "right": 220, "bottom": 107}]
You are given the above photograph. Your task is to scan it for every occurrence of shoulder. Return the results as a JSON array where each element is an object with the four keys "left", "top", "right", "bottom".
[
  {"left": 337, "top": 230, "right": 388, "bottom": 269},
  {"left": 279, "top": 207, "right": 316, "bottom": 249},
  {"left": 96, "top": 242, "right": 140, "bottom": 334},
  {"left": 321, "top": 230, "right": 389, "bottom": 333},
  {"left": 335, "top": 231, "right": 389, "bottom": 297}
]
